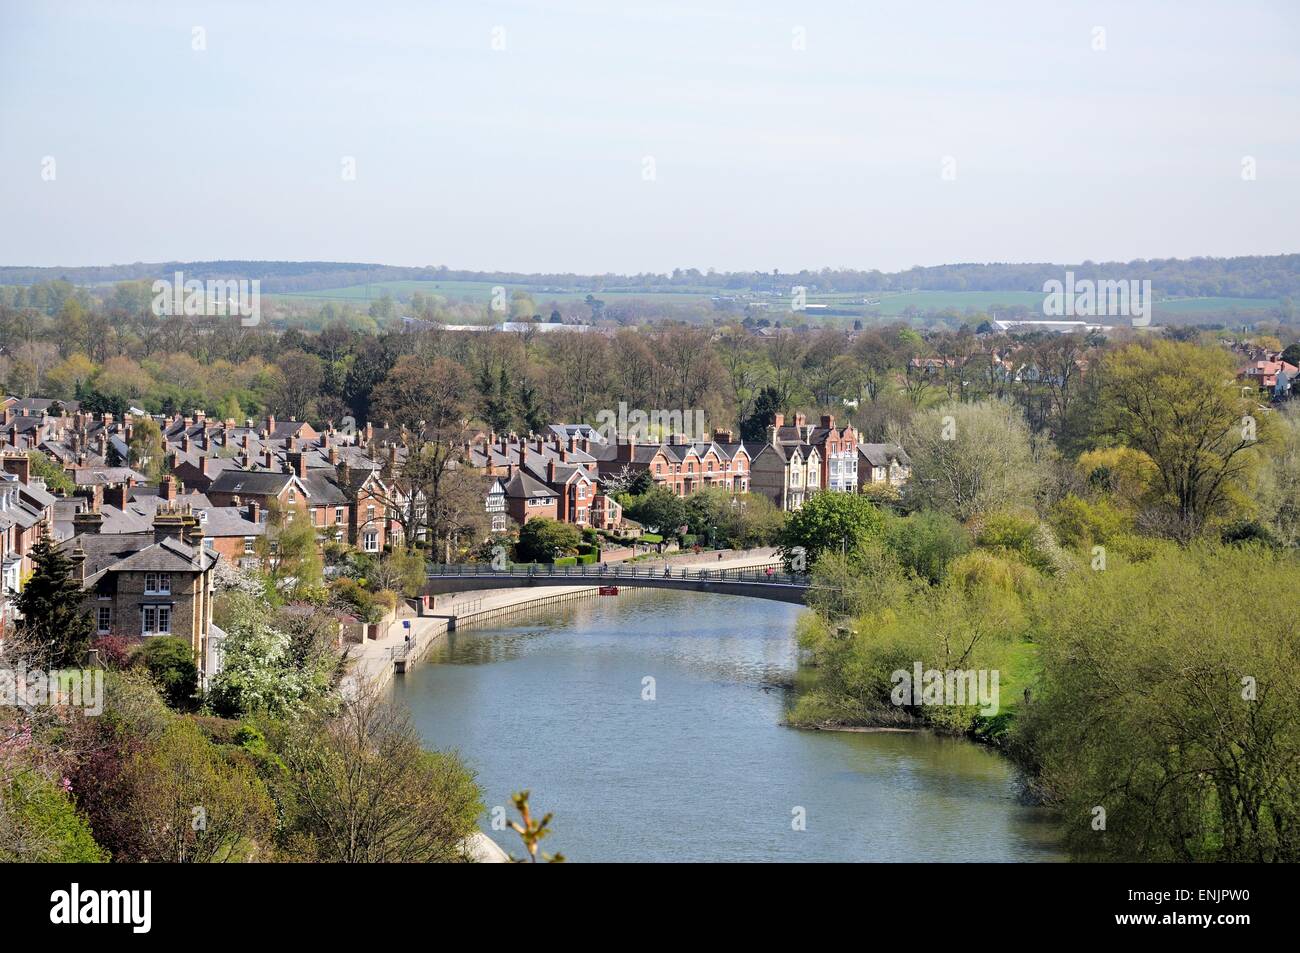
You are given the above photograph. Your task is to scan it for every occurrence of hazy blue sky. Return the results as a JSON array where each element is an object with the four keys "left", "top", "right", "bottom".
[{"left": 1, "top": 0, "right": 1297, "bottom": 273}]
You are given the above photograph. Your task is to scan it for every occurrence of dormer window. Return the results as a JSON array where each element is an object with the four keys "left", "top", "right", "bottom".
[{"left": 144, "top": 572, "right": 171, "bottom": 595}]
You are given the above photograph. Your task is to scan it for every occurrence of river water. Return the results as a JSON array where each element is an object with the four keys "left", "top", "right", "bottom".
[{"left": 391, "top": 589, "right": 1062, "bottom": 862}]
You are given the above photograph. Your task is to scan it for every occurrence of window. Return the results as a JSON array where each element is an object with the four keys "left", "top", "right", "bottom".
[
  {"left": 335, "top": 506, "right": 345, "bottom": 524},
  {"left": 141, "top": 605, "right": 171, "bottom": 636},
  {"left": 144, "top": 572, "right": 171, "bottom": 595},
  {"left": 363, "top": 531, "right": 379, "bottom": 552},
  {"left": 287, "top": 489, "right": 296, "bottom": 504},
  {"left": 96, "top": 606, "right": 111, "bottom": 634},
  {"left": 366, "top": 505, "right": 376, "bottom": 523},
  {"left": 243, "top": 536, "right": 255, "bottom": 555}
]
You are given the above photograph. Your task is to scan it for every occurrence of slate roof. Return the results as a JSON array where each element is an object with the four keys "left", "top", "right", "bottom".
[
  {"left": 502, "top": 469, "right": 557, "bottom": 500},
  {"left": 208, "top": 469, "right": 295, "bottom": 497},
  {"left": 858, "top": 443, "right": 911, "bottom": 468}
]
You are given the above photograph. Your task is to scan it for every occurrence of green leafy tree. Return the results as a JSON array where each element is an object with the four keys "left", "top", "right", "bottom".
[
  {"left": 14, "top": 538, "right": 93, "bottom": 667},
  {"left": 119, "top": 717, "right": 275, "bottom": 863},
  {"left": 1015, "top": 544, "right": 1300, "bottom": 862},
  {"left": 26, "top": 450, "right": 73, "bottom": 495},
  {"left": 515, "top": 518, "right": 582, "bottom": 563},
  {"left": 883, "top": 510, "right": 971, "bottom": 584},
  {"left": 128, "top": 416, "right": 166, "bottom": 482},
  {"left": 0, "top": 773, "right": 107, "bottom": 863},
  {"left": 623, "top": 486, "right": 687, "bottom": 535},
  {"left": 257, "top": 501, "right": 324, "bottom": 596},
  {"left": 777, "top": 491, "right": 885, "bottom": 569}
]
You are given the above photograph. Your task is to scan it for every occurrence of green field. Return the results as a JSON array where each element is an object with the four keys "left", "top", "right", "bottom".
[
  {"left": 270, "top": 279, "right": 729, "bottom": 307},
  {"left": 269, "top": 280, "right": 1281, "bottom": 318}
]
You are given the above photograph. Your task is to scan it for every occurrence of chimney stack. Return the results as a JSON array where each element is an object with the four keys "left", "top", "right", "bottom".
[
  {"left": 73, "top": 503, "right": 104, "bottom": 536},
  {"left": 103, "top": 482, "right": 129, "bottom": 510},
  {"left": 0, "top": 451, "right": 31, "bottom": 485},
  {"left": 153, "top": 505, "right": 188, "bottom": 544}
]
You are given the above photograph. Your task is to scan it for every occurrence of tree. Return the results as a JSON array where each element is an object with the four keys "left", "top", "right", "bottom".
[
  {"left": 883, "top": 510, "right": 972, "bottom": 584},
  {"left": 777, "top": 490, "right": 885, "bottom": 568},
  {"left": 515, "top": 517, "right": 581, "bottom": 563},
  {"left": 210, "top": 592, "right": 330, "bottom": 717},
  {"left": 13, "top": 538, "right": 93, "bottom": 667},
  {"left": 1096, "top": 340, "right": 1268, "bottom": 536},
  {"left": 369, "top": 355, "right": 471, "bottom": 555},
  {"left": 901, "top": 400, "right": 1044, "bottom": 521},
  {"left": 1255, "top": 402, "right": 1300, "bottom": 546},
  {"left": 1015, "top": 544, "right": 1300, "bottom": 862},
  {"left": 623, "top": 487, "right": 686, "bottom": 535},
  {"left": 128, "top": 416, "right": 166, "bottom": 482},
  {"left": 26, "top": 450, "right": 74, "bottom": 495},
  {"left": 367, "top": 547, "right": 429, "bottom": 596},
  {"left": 739, "top": 385, "right": 783, "bottom": 442},
  {"left": 269, "top": 350, "right": 325, "bottom": 421},
  {"left": 0, "top": 773, "right": 107, "bottom": 863},
  {"left": 275, "top": 691, "right": 482, "bottom": 862},
  {"left": 256, "top": 500, "right": 324, "bottom": 595}
]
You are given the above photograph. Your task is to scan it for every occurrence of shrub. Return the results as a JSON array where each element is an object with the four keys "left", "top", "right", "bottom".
[
  {"left": 1220, "top": 520, "right": 1280, "bottom": 547},
  {"left": 946, "top": 549, "right": 1036, "bottom": 599},
  {"left": 0, "top": 773, "right": 107, "bottom": 863},
  {"left": 90, "top": 634, "right": 136, "bottom": 669},
  {"left": 975, "top": 512, "right": 1062, "bottom": 574},
  {"left": 136, "top": 636, "right": 199, "bottom": 711},
  {"left": 1051, "top": 494, "right": 1132, "bottom": 549},
  {"left": 883, "top": 511, "right": 971, "bottom": 584}
]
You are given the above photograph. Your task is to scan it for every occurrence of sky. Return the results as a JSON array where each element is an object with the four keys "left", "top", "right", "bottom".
[{"left": 1, "top": 0, "right": 1298, "bottom": 274}]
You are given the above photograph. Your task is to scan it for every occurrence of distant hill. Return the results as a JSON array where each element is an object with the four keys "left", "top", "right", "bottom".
[{"left": 2, "top": 254, "right": 1298, "bottom": 299}]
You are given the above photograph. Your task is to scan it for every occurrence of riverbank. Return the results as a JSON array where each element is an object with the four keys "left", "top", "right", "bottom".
[{"left": 390, "top": 588, "right": 1064, "bottom": 862}]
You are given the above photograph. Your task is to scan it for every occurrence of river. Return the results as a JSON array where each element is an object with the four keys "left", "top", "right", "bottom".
[{"left": 391, "top": 589, "right": 1063, "bottom": 862}]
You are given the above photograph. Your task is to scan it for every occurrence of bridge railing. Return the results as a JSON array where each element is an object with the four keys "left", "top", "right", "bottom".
[{"left": 426, "top": 562, "right": 808, "bottom": 586}]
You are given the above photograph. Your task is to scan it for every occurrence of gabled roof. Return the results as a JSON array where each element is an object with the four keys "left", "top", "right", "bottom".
[
  {"left": 109, "top": 535, "right": 218, "bottom": 574},
  {"left": 858, "top": 443, "right": 911, "bottom": 468},
  {"left": 502, "top": 469, "right": 557, "bottom": 500}
]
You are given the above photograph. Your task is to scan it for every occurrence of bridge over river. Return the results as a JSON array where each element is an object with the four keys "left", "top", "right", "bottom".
[{"left": 425, "top": 562, "right": 812, "bottom": 604}]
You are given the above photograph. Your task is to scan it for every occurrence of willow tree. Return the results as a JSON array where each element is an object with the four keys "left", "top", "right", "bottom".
[{"left": 1097, "top": 340, "right": 1268, "bottom": 537}]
